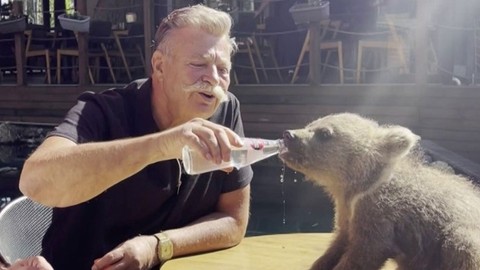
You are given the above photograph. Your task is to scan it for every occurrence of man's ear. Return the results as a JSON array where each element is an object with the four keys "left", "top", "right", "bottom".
[{"left": 151, "top": 50, "right": 165, "bottom": 77}]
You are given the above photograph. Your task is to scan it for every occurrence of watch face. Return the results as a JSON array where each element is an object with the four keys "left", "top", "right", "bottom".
[
  {"left": 161, "top": 242, "right": 173, "bottom": 259},
  {"left": 156, "top": 233, "right": 173, "bottom": 262}
]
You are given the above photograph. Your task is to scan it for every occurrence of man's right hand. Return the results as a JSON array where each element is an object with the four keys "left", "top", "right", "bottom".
[{"left": 158, "top": 118, "right": 244, "bottom": 165}]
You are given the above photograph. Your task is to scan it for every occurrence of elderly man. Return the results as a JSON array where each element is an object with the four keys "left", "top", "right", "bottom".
[{"left": 19, "top": 5, "right": 252, "bottom": 270}]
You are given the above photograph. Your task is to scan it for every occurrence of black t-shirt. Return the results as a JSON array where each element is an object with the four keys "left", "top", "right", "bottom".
[{"left": 41, "top": 78, "right": 253, "bottom": 270}]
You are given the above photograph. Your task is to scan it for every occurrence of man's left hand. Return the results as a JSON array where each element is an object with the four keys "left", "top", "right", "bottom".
[
  {"left": 6, "top": 256, "right": 53, "bottom": 270},
  {"left": 92, "top": 235, "right": 158, "bottom": 270}
]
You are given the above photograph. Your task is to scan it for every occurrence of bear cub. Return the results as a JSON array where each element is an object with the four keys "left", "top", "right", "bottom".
[{"left": 280, "top": 112, "right": 480, "bottom": 270}]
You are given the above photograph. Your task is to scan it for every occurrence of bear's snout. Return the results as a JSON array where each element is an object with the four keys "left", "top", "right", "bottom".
[
  {"left": 283, "top": 130, "right": 294, "bottom": 140},
  {"left": 283, "top": 130, "right": 295, "bottom": 148}
]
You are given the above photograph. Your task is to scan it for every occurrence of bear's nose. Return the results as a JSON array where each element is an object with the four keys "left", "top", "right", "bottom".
[{"left": 283, "top": 130, "right": 295, "bottom": 141}]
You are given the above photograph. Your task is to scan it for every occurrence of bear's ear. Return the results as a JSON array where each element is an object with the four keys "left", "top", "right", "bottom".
[{"left": 379, "top": 125, "right": 420, "bottom": 160}]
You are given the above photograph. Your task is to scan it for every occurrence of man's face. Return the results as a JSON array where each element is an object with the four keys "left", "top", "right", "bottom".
[{"left": 152, "top": 26, "right": 232, "bottom": 125}]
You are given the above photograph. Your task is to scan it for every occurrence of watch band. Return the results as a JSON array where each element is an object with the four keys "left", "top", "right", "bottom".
[{"left": 153, "top": 232, "right": 173, "bottom": 264}]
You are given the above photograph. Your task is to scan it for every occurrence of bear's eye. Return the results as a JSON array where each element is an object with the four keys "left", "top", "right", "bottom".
[{"left": 315, "top": 127, "right": 333, "bottom": 141}]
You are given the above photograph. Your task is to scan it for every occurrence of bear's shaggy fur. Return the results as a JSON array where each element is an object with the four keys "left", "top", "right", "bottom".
[{"left": 279, "top": 113, "right": 480, "bottom": 270}]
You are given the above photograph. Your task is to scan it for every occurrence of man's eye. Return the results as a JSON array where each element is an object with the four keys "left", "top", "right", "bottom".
[
  {"left": 191, "top": 63, "right": 205, "bottom": 67},
  {"left": 219, "top": 67, "right": 229, "bottom": 74}
]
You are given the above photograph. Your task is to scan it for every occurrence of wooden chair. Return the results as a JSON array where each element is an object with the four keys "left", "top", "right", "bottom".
[
  {"left": 291, "top": 20, "right": 344, "bottom": 84},
  {"left": 234, "top": 36, "right": 262, "bottom": 84},
  {"left": 24, "top": 27, "right": 53, "bottom": 84},
  {"left": 111, "top": 22, "right": 146, "bottom": 81},
  {"left": 355, "top": 14, "right": 409, "bottom": 83},
  {"left": 55, "top": 30, "right": 94, "bottom": 84},
  {"left": 56, "top": 20, "right": 117, "bottom": 84},
  {"left": 232, "top": 11, "right": 272, "bottom": 84},
  {"left": 254, "top": 23, "right": 283, "bottom": 83}
]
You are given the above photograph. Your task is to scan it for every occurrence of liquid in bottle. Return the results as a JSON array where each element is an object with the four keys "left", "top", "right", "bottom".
[{"left": 182, "top": 138, "right": 285, "bottom": 175}]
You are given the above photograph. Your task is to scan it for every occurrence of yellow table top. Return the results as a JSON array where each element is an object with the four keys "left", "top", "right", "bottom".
[{"left": 161, "top": 233, "right": 397, "bottom": 270}]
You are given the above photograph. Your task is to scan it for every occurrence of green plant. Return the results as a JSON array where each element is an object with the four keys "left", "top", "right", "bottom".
[{"left": 63, "top": 11, "right": 88, "bottom": 20}]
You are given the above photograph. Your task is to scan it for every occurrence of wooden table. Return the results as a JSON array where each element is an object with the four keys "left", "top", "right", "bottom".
[{"left": 161, "top": 233, "right": 397, "bottom": 270}]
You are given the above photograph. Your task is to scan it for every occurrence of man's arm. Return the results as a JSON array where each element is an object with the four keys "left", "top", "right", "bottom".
[
  {"left": 19, "top": 118, "right": 244, "bottom": 207},
  {"left": 19, "top": 135, "right": 164, "bottom": 207},
  {"left": 165, "top": 184, "right": 251, "bottom": 256},
  {"left": 91, "top": 185, "right": 251, "bottom": 269}
]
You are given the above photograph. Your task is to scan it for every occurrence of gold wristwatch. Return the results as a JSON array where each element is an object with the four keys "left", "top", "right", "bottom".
[{"left": 153, "top": 232, "right": 173, "bottom": 264}]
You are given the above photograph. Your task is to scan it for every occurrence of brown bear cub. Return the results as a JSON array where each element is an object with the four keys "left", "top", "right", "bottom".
[{"left": 279, "top": 113, "right": 480, "bottom": 270}]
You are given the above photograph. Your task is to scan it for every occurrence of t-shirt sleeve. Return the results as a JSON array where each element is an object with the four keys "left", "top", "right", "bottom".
[
  {"left": 221, "top": 165, "right": 253, "bottom": 193},
  {"left": 47, "top": 91, "right": 109, "bottom": 144}
]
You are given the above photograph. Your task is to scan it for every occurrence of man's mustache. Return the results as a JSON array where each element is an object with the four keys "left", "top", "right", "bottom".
[{"left": 185, "top": 82, "right": 228, "bottom": 103}]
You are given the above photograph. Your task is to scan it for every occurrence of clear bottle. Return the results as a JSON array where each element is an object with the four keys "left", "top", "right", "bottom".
[{"left": 182, "top": 138, "right": 285, "bottom": 175}]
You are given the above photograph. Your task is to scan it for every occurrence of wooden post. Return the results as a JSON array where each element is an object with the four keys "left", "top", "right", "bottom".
[
  {"left": 309, "top": 22, "right": 321, "bottom": 85},
  {"left": 77, "top": 32, "right": 88, "bottom": 85},
  {"left": 12, "top": 1, "right": 25, "bottom": 85},
  {"left": 143, "top": 0, "right": 153, "bottom": 76},
  {"left": 14, "top": 32, "right": 26, "bottom": 86},
  {"left": 415, "top": 0, "right": 428, "bottom": 85},
  {"left": 42, "top": 0, "right": 50, "bottom": 29},
  {"left": 53, "top": 0, "right": 66, "bottom": 30},
  {"left": 77, "top": 0, "right": 88, "bottom": 85}
]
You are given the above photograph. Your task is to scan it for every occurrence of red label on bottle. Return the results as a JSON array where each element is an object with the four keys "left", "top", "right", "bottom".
[{"left": 250, "top": 139, "right": 266, "bottom": 150}]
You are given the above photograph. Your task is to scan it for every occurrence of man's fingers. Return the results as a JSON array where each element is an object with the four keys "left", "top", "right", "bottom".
[
  {"left": 198, "top": 126, "right": 230, "bottom": 164},
  {"left": 191, "top": 121, "right": 229, "bottom": 164},
  {"left": 92, "top": 251, "right": 124, "bottom": 270},
  {"left": 221, "top": 167, "right": 234, "bottom": 173},
  {"left": 183, "top": 118, "right": 243, "bottom": 165}
]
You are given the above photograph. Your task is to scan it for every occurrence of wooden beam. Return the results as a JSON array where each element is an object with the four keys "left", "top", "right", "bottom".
[
  {"left": 77, "top": 0, "right": 88, "bottom": 85},
  {"left": 309, "top": 22, "right": 321, "bottom": 85},
  {"left": 12, "top": 1, "right": 25, "bottom": 85},
  {"left": 415, "top": 0, "right": 428, "bottom": 85},
  {"left": 43, "top": 0, "right": 50, "bottom": 28},
  {"left": 143, "top": 0, "right": 153, "bottom": 76},
  {"left": 77, "top": 0, "right": 87, "bottom": 17},
  {"left": 53, "top": 0, "right": 66, "bottom": 29},
  {"left": 14, "top": 32, "right": 26, "bottom": 86}
]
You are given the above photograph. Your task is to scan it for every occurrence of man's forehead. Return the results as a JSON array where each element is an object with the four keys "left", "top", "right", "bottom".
[
  {"left": 171, "top": 30, "right": 231, "bottom": 54},
  {"left": 193, "top": 49, "right": 231, "bottom": 60},
  {"left": 187, "top": 44, "right": 232, "bottom": 64}
]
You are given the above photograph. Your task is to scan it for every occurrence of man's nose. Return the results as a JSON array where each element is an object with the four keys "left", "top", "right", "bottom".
[{"left": 202, "top": 66, "right": 220, "bottom": 86}]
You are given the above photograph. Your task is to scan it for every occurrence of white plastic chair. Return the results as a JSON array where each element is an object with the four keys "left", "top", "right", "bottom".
[{"left": 0, "top": 196, "right": 52, "bottom": 265}]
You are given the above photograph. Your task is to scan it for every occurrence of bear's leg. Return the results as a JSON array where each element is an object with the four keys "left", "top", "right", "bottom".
[
  {"left": 330, "top": 239, "right": 390, "bottom": 270},
  {"left": 309, "top": 232, "right": 349, "bottom": 270}
]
